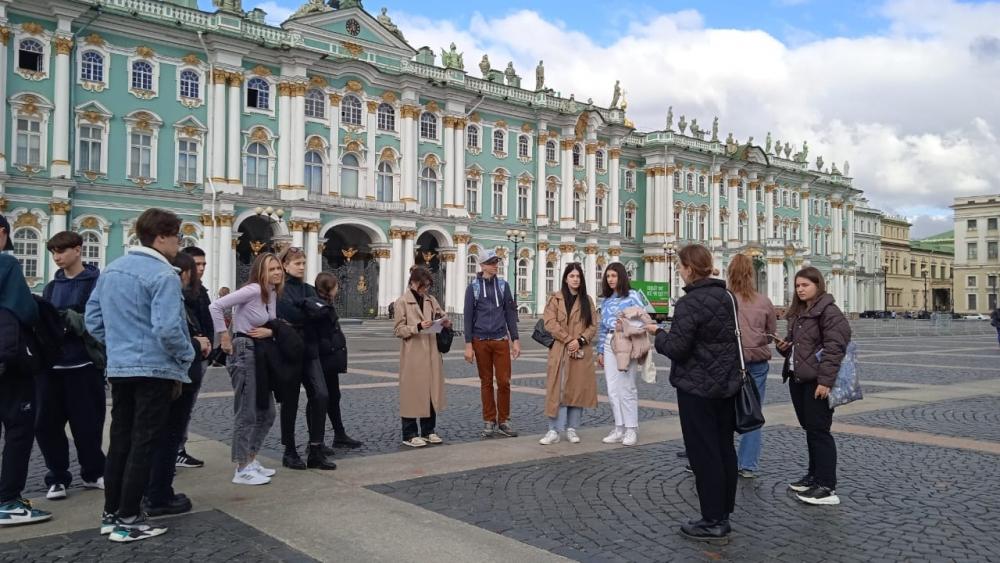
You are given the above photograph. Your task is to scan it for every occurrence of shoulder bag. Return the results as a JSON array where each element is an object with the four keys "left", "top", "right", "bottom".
[
  {"left": 532, "top": 318, "right": 555, "bottom": 349},
  {"left": 726, "top": 291, "right": 765, "bottom": 434}
]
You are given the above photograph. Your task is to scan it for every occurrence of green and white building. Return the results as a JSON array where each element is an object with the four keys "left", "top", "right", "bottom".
[{"left": 0, "top": 0, "right": 870, "bottom": 317}]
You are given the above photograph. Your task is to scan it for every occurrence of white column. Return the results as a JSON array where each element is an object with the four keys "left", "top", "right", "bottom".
[
  {"left": 664, "top": 166, "right": 674, "bottom": 239},
  {"left": 290, "top": 222, "right": 304, "bottom": 251},
  {"left": 560, "top": 136, "right": 574, "bottom": 229},
  {"left": 454, "top": 121, "right": 467, "bottom": 213},
  {"left": 277, "top": 83, "right": 292, "bottom": 189},
  {"left": 727, "top": 174, "right": 739, "bottom": 245},
  {"left": 535, "top": 243, "right": 548, "bottom": 313},
  {"left": 226, "top": 73, "right": 242, "bottom": 186},
  {"left": 328, "top": 94, "right": 341, "bottom": 195},
  {"left": 211, "top": 70, "right": 227, "bottom": 183},
  {"left": 765, "top": 185, "right": 775, "bottom": 242},
  {"left": 366, "top": 101, "right": 378, "bottom": 199},
  {"left": 644, "top": 169, "right": 655, "bottom": 237},
  {"left": 846, "top": 204, "right": 856, "bottom": 258},
  {"left": 535, "top": 135, "right": 548, "bottom": 227},
  {"left": 48, "top": 203, "right": 69, "bottom": 281},
  {"left": 289, "top": 85, "right": 305, "bottom": 190},
  {"left": 217, "top": 216, "right": 234, "bottom": 291},
  {"left": 711, "top": 170, "right": 722, "bottom": 247},
  {"left": 800, "top": 187, "right": 810, "bottom": 252},
  {"left": 390, "top": 230, "right": 404, "bottom": 298},
  {"left": 832, "top": 202, "right": 844, "bottom": 257},
  {"left": 306, "top": 223, "right": 321, "bottom": 280},
  {"left": 584, "top": 242, "right": 597, "bottom": 292},
  {"left": 608, "top": 146, "right": 621, "bottom": 234},
  {"left": 585, "top": 143, "right": 597, "bottom": 229},
  {"left": 748, "top": 180, "right": 759, "bottom": 243},
  {"left": 442, "top": 116, "right": 455, "bottom": 208},
  {"left": 455, "top": 235, "right": 469, "bottom": 309},
  {"left": 400, "top": 106, "right": 418, "bottom": 209},
  {"left": 401, "top": 232, "right": 416, "bottom": 290},
  {"left": 200, "top": 215, "right": 216, "bottom": 294},
  {"left": 50, "top": 34, "right": 72, "bottom": 178},
  {"left": 375, "top": 248, "right": 392, "bottom": 313},
  {"left": 441, "top": 252, "right": 457, "bottom": 312}
]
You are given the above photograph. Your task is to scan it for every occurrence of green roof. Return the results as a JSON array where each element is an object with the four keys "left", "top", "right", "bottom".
[{"left": 912, "top": 230, "right": 954, "bottom": 254}]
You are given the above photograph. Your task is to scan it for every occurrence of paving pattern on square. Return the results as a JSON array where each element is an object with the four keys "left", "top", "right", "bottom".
[
  {"left": 370, "top": 427, "right": 1000, "bottom": 563},
  {"left": 839, "top": 396, "right": 1000, "bottom": 443},
  {"left": 0, "top": 510, "right": 316, "bottom": 563}
]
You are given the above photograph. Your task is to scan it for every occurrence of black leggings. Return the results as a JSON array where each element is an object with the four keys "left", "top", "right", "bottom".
[
  {"left": 789, "top": 379, "right": 837, "bottom": 489},
  {"left": 323, "top": 370, "right": 347, "bottom": 437},
  {"left": 279, "top": 359, "right": 329, "bottom": 448},
  {"left": 677, "top": 390, "right": 738, "bottom": 521}
]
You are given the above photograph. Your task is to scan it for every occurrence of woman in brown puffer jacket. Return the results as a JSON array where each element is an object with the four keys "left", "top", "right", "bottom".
[{"left": 776, "top": 266, "right": 851, "bottom": 507}]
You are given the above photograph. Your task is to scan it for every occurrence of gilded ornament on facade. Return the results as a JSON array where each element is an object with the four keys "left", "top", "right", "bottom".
[
  {"left": 558, "top": 244, "right": 576, "bottom": 254},
  {"left": 49, "top": 201, "right": 71, "bottom": 215},
  {"left": 81, "top": 217, "right": 99, "bottom": 229},
  {"left": 0, "top": 27, "right": 10, "bottom": 47},
  {"left": 341, "top": 41, "right": 364, "bottom": 57},
  {"left": 466, "top": 168, "right": 481, "bottom": 179},
  {"left": 182, "top": 223, "right": 197, "bottom": 236},
  {"left": 277, "top": 82, "right": 292, "bottom": 96},
  {"left": 495, "top": 248, "right": 507, "bottom": 259},
  {"left": 423, "top": 153, "right": 439, "bottom": 167},
  {"left": 21, "top": 22, "right": 44, "bottom": 36},
  {"left": 379, "top": 147, "right": 395, "bottom": 162},
  {"left": 366, "top": 100, "right": 379, "bottom": 113},
  {"left": 54, "top": 36, "right": 73, "bottom": 55},
  {"left": 493, "top": 120, "right": 507, "bottom": 129},
  {"left": 345, "top": 140, "right": 362, "bottom": 153},
  {"left": 182, "top": 53, "right": 201, "bottom": 66},
  {"left": 249, "top": 240, "right": 266, "bottom": 256},
  {"left": 381, "top": 90, "right": 398, "bottom": 103},
  {"left": 309, "top": 75, "right": 328, "bottom": 88},
  {"left": 440, "top": 252, "right": 456, "bottom": 263},
  {"left": 136, "top": 46, "right": 155, "bottom": 59},
  {"left": 608, "top": 247, "right": 622, "bottom": 256},
  {"left": 328, "top": 93, "right": 342, "bottom": 105},
  {"left": 468, "top": 112, "right": 481, "bottom": 123},
  {"left": 226, "top": 72, "right": 244, "bottom": 85},
  {"left": 345, "top": 79, "right": 364, "bottom": 93},
  {"left": 373, "top": 248, "right": 391, "bottom": 259},
  {"left": 81, "top": 110, "right": 106, "bottom": 124},
  {"left": 292, "top": 83, "right": 307, "bottom": 96},
  {"left": 307, "top": 136, "right": 325, "bottom": 150},
  {"left": 546, "top": 251, "right": 558, "bottom": 262},
  {"left": 250, "top": 65, "right": 271, "bottom": 77},
  {"left": 82, "top": 33, "right": 104, "bottom": 47},
  {"left": 82, "top": 81, "right": 106, "bottom": 93},
  {"left": 14, "top": 212, "right": 41, "bottom": 229},
  {"left": 519, "top": 248, "right": 530, "bottom": 259},
  {"left": 129, "top": 87, "right": 155, "bottom": 100},
  {"left": 420, "top": 250, "right": 436, "bottom": 263},
  {"left": 452, "top": 233, "right": 472, "bottom": 244},
  {"left": 249, "top": 127, "right": 269, "bottom": 142},
  {"left": 585, "top": 143, "right": 598, "bottom": 155}
]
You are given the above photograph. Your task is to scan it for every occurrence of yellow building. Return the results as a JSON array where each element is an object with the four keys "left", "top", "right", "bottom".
[
  {"left": 880, "top": 216, "right": 953, "bottom": 313},
  {"left": 952, "top": 195, "right": 1000, "bottom": 313}
]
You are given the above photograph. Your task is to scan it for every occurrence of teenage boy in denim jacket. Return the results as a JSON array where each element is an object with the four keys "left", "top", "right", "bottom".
[{"left": 85, "top": 208, "right": 195, "bottom": 543}]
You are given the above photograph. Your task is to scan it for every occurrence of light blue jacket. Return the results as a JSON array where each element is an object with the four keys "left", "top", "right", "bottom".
[
  {"left": 596, "top": 289, "right": 645, "bottom": 352},
  {"left": 85, "top": 246, "right": 194, "bottom": 382}
]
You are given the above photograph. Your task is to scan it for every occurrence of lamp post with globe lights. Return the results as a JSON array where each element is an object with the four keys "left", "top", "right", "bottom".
[
  {"left": 663, "top": 241, "right": 677, "bottom": 303},
  {"left": 506, "top": 229, "right": 526, "bottom": 281}
]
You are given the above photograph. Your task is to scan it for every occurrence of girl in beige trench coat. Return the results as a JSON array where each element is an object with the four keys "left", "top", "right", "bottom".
[
  {"left": 539, "top": 263, "right": 599, "bottom": 445},
  {"left": 393, "top": 266, "right": 451, "bottom": 448}
]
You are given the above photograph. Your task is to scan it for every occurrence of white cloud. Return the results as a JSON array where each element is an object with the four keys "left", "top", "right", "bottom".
[
  {"left": 391, "top": 1, "right": 1000, "bottom": 220},
  {"left": 253, "top": 1, "right": 294, "bottom": 26}
]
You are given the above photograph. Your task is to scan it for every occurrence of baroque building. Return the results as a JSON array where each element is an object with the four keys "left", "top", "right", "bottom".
[
  {"left": 0, "top": 0, "right": 868, "bottom": 317},
  {"left": 952, "top": 195, "right": 1000, "bottom": 314}
]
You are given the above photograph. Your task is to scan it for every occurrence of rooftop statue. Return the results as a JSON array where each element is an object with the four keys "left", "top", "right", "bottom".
[
  {"left": 783, "top": 142, "right": 792, "bottom": 158},
  {"left": 213, "top": 0, "right": 244, "bottom": 15},
  {"left": 831, "top": 162, "right": 841, "bottom": 175},
  {"left": 665, "top": 106, "right": 674, "bottom": 131},
  {"left": 336, "top": 0, "right": 363, "bottom": 8},
  {"left": 377, "top": 7, "right": 406, "bottom": 41},
  {"left": 844, "top": 161, "right": 850, "bottom": 176},
  {"left": 535, "top": 60, "right": 544, "bottom": 90},
  {"left": 765, "top": 132, "right": 772, "bottom": 153},
  {"left": 678, "top": 115, "right": 687, "bottom": 135},
  {"left": 711, "top": 117, "right": 719, "bottom": 142},
  {"left": 793, "top": 140, "right": 809, "bottom": 163},
  {"left": 504, "top": 61, "right": 516, "bottom": 82},
  {"left": 816, "top": 156, "right": 824, "bottom": 171},
  {"left": 479, "top": 54, "right": 490, "bottom": 78},
  {"left": 610, "top": 80, "right": 622, "bottom": 109},
  {"left": 441, "top": 43, "right": 464, "bottom": 70},
  {"left": 292, "top": 0, "right": 331, "bottom": 18}
]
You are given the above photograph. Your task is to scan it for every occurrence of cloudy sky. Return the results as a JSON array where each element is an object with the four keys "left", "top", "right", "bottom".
[{"left": 200, "top": 0, "right": 1000, "bottom": 238}]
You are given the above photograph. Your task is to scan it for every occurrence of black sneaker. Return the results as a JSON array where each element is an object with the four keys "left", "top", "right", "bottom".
[
  {"left": 333, "top": 435, "right": 363, "bottom": 448},
  {"left": 283, "top": 448, "right": 307, "bottom": 470},
  {"left": 496, "top": 422, "right": 518, "bottom": 437},
  {"left": 796, "top": 486, "right": 840, "bottom": 506},
  {"left": 175, "top": 450, "right": 204, "bottom": 468},
  {"left": 679, "top": 519, "right": 731, "bottom": 544},
  {"left": 142, "top": 494, "right": 193, "bottom": 517},
  {"left": 788, "top": 475, "right": 815, "bottom": 492},
  {"left": 684, "top": 465, "right": 694, "bottom": 474}
]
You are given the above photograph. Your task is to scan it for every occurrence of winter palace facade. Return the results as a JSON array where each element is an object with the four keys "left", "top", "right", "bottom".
[{"left": 0, "top": 0, "right": 871, "bottom": 317}]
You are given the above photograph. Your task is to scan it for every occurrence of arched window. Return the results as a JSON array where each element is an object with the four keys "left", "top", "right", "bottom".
[
  {"left": 698, "top": 175, "right": 706, "bottom": 194},
  {"left": 493, "top": 129, "right": 506, "bottom": 154},
  {"left": 517, "top": 184, "right": 530, "bottom": 220},
  {"left": 466, "top": 124, "right": 479, "bottom": 149},
  {"left": 545, "top": 187, "right": 557, "bottom": 219},
  {"left": 545, "top": 261, "right": 557, "bottom": 295},
  {"left": 304, "top": 89, "right": 325, "bottom": 119},
  {"left": 573, "top": 191, "right": 583, "bottom": 223},
  {"left": 674, "top": 208, "right": 683, "bottom": 237},
  {"left": 624, "top": 205, "right": 636, "bottom": 238},
  {"left": 596, "top": 150, "right": 605, "bottom": 170},
  {"left": 377, "top": 161, "right": 393, "bottom": 201},
  {"left": 739, "top": 216, "right": 747, "bottom": 242},
  {"left": 572, "top": 144, "right": 582, "bottom": 166},
  {"left": 492, "top": 178, "right": 506, "bottom": 217},
  {"left": 340, "top": 154, "right": 360, "bottom": 198},
  {"left": 18, "top": 39, "right": 44, "bottom": 72},
  {"left": 419, "top": 166, "right": 437, "bottom": 209},
  {"left": 304, "top": 150, "right": 324, "bottom": 193},
  {"left": 341, "top": 95, "right": 362, "bottom": 125},
  {"left": 245, "top": 142, "right": 270, "bottom": 188},
  {"left": 12, "top": 228, "right": 41, "bottom": 279},
  {"left": 81, "top": 231, "right": 103, "bottom": 268},
  {"left": 181, "top": 236, "right": 199, "bottom": 249},
  {"left": 685, "top": 208, "right": 695, "bottom": 240},
  {"left": 673, "top": 171, "right": 681, "bottom": 190},
  {"left": 516, "top": 259, "right": 529, "bottom": 293},
  {"left": 497, "top": 258, "right": 506, "bottom": 280},
  {"left": 377, "top": 103, "right": 395, "bottom": 131},
  {"left": 247, "top": 77, "right": 270, "bottom": 109},
  {"left": 545, "top": 140, "right": 557, "bottom": 162},
  {"left": 517, "top": 135, "right": 529, "bottom": 158},
  {"left": 419, "top": 112, "right": 437, "bottom": 139},
  {"left": 467, "top": 253, "right": 479, "bottom": 285},
  {"left": 698, "top": 209, "right": 707, "bottom": 241},
  {"left": 81, "top": 51, "right": 104, "bottom": 82},
  {"left": 624, "top": 170, "right": 635, "bottom": 191},
  {"left": 179, "top": 69, "right": 200, "bottom": 99},
  {"left": 131, "top": 61, "right": 153, "bottom": 91},
  {"left": 595, "top": 193, "right": 605, "bottom": 227},
  {"left": 686, "top": 173, "right": 694, "bottom": 192},
  {"left": 466, "top": 175, "right": 479, "bottom": 215}
]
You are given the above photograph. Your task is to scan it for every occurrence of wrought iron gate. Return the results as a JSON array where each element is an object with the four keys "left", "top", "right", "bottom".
[
  {"left": 429, "top": 263, "right": 446, "bottom": 306},
  {"left": 325, "top": 257, "right": 379, "bottom": 318}
]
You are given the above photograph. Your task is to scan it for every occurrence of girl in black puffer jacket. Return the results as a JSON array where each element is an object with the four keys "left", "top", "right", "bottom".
[
  {"left": 315, "top": 273, "right": 362, "bottom": 449},
  {"left": 654, "top": 244, "right": 741, "bottom": 543}
]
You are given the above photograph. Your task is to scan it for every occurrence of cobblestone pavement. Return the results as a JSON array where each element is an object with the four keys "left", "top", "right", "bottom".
[
  {"left": 0, "top": 510, "right": 316, "bottom": 563},
  {"left": 839, "top": 396, "right": 1000, "bottom": 443},
  {"left": 371, "top": 427, "right": 1000, "bottom": 563}
]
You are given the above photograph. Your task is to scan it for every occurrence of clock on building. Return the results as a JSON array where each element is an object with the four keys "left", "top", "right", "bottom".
[{"left": 346, "top": 18, "right": 360, "bottom": 36}]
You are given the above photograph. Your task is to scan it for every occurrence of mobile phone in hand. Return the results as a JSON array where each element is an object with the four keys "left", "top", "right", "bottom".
[{"left": 768, "top": 333, "right": 787, "bottom": 346}]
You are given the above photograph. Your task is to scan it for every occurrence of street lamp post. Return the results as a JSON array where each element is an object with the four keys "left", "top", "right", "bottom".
[
  {"left": 922, "top": 270, "right": 928, "bottom": 314},
  {"left": 882, "top": 264, "right": 889, "bottom": 316},
  {"left": 663, "top": 242, "right": 676, "bottom": 304},
  {"left": 505, "top": 229, "right": 526, "bottom": 282}
]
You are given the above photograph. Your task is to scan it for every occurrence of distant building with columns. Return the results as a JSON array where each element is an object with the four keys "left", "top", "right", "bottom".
[{"left": 0, "top": 0, "right": 871, "bottom": 317}]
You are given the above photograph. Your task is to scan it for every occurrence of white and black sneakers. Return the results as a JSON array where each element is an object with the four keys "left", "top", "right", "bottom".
[
  {"left": 232, "top": 467, "right": 270, "bottom": 486},
  {"left": 107, "top": 516, "right": 168, "bottom": 543},
  {"left": 788, "top": 475, "right": 816, "bottom": 493},
  {"left": 176, "top": 450, "right": 205, "bottom": 468},
  {"left": 0, "top": 498, "right": 51, "bottom": 527},
  {"left": 796, "top": 486, "right": 841, "bottom": 506},
  {"left": 45, "top": 484, "right": 67, "bottom": 500}
]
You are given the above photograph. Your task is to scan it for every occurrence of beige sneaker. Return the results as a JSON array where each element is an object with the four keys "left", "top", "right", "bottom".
[
  {"left": 539, "top": 430, "right": 560, "bottom": 445},
  {"left": 402, "top": 437, "right": 427, "bottom": 448},
  {"left": 565, "top": 428, "right": 581, "bottom": 443},
  {"left": 424, "top": 434, "right": 443, "bottom": 444},
  {"left": 602, "top": 429, "right": 625, "bottom": 444}
]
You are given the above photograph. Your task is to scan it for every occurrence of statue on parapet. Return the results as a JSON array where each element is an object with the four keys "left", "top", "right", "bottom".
[
  {"left": 831, "top": 161, "right": 841, "bottom": 175},
  {"left": 816, "top": 155, "right": 824, "bottom": 171},
  {"left": 783, "top": 142, "right": 792, "bottom": 158},
  {"left": 689, "top": 118, "right": 701, "bottom": 138},
  {"left": 665, "top": 106, "right": 674, "bottom": 131},
  {"left": 334, "top": 0, "right": 363, "bottom": 8},
  {"left": 213, "top": 0, "right": 244, "bottom": 15},
  {"left": 610, "top": 80, "right": 622, "bottom": 109},
  {"left": 479, "top": 55, "right": 491, "bottom": 78},
  {"left": 711, "top": 117, "right": 719, "bottom": 142},
  {"left": 678, "top": 115, "right": 687, "bottom": 134},
  {"left": 504, "top": 61, "right": 516, "bottom": 83},
  {"left": 765, "top": 132, "right": 772, "bottom": 153},
  {"left": 535, "top": 60, "right": 544, "bottom": 90},
  {"left": 844, "top": 161, "right": 850, "bottom": 176},
  {"left": 292, "top": 0, "right": 331, "bottom": 18},
  {"left": 793, "top": 140, "right": 809, "bottom": 163},
  {"left": 441, "top": 43, "right": 464, "bottom": 70},
  {"left": 377, "top": 8, "right": 406, "bottom": 40}
]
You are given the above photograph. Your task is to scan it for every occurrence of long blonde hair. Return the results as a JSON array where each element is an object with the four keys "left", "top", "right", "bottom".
[
  {"left": 727, "top": 254, "right": 757, "bottom": 302},
  {"left": 246, "top": 252, "right": 283, "bottom": 304}
]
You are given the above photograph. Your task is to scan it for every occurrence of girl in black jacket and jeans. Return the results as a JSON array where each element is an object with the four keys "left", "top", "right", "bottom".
[
  {"left": 654, "top": 244, "right": 741, "bottom": 543},
  {"left": 314, "top": 273, "right": 362, "bottom": 448}
]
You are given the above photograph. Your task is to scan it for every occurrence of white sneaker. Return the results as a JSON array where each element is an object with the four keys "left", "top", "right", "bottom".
[
  {"left": 248, "top": 460, "right": 276, "bottom": 478},
  {"left": 46, "top": 484, "right": 67, "bottom": 500},
  {"left": 232, "top": 467, "right": 270, "bottom": 486},
  {"left": 565, "top": 428, "right": 581, "bottom": 443},
  {"left": 539, "top": 430, "right": 560, "bottom": 445},
  {"left": 622, "top": 429, "right": 638, "bottom": 446},
  {"left": 82, "top": 477, "right": 105, "bottom": 490},
  {"left": 602, "top": 429, "right": 625, "bottom": 444}
]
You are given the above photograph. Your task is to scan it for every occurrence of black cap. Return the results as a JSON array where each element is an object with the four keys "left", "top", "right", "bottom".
[{"left": 0, "top": 215, "right": 13, "bottom": 251}]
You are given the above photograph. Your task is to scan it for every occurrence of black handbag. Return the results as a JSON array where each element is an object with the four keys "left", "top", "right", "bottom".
[
  {"left": 727, "top": 291, "right": 765, "bottom": 434},
  {"left": 532, "top": 318, "right": 554, "bottom": 348},
  {"left": 436, "top": 326, "right": 454, "bottom": 354}
]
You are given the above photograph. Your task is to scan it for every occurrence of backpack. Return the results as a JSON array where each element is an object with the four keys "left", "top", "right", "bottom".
[
  {"left": 30, "top": 295, "right": 66, "bottom": 371},
  {"left": 470, "top": 277, "right": 510, "bottom": 306}
]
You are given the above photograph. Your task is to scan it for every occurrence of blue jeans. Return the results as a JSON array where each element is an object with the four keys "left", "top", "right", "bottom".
[
  {"left": 548, "top": 406, "right": 583, "bottom": 432},
  {"left": 736, "top": 361, "right": 769, "bottom": 471}
]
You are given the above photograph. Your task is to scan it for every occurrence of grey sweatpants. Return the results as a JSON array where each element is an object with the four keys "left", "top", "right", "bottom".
[{"left": 228, "top": 337, "right": 275, "bottom": 466}]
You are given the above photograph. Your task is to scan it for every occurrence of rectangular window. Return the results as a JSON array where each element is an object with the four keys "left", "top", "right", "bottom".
[
  {"left": 989, "top": 218, "right": 998, "bottom": 231},
  {"left": 968, "top": 293, "right": 977, "bottom": 311},
  {"left": 78, "top": 125, "right": 102, "bottom": 172},
  {"left": 492, "top": 182, "right": 505, "bottom": 218},
  {"left": 545, "top": 190, "right": 556, "bottom": 220},
  {"left": 177, "top": 140, "right": 198, "bottom": 183},
  {"left": 968, "top": 242, "right": 978, "bottom": 260},
  {"left": 15, "top": 118, "right": 42, "bottom": 166},
  {"left": 130, "top": 132, "right": 152, "bottom": 178},
  {"left": 989, "top": 274, "right": 998, "bottom": 289},
  {"left": 967, "top": 219, "right": 977, "bottom": 230},
  {"left": 465, "top": 178, "right": 478, "bottom": 215},
  {"left": 990, "top": 241, "right": 999, "bottom": 260},
  {"left": 968, "top": 275, "right": 977, "bottom": 288},
  {"left": 517, "top": 185, "right": 529, "bottom": 220}
]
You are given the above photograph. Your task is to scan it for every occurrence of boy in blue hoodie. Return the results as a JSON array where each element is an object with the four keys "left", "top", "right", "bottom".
[{"left": 36, "top": 231, "right": 106, "bottom": 502}]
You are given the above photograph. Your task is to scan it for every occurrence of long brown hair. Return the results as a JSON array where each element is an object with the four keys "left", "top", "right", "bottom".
[
  {"left": 785, "top": 266, "right": 826, "bottom": 319},
  {"left": 601, "top": 262, "right": 632, "bottom": 298},
  {"left": 678, "top": 244, "right": 713, "bottom": 282},
  {"left": 315, "top": 272, "right": 339, "bottom": 303},
  {"left": 560, "top": 262, "right": 593, "bottom": 327},
  {"left": 727, "top": 253, "right": 757, "bottom": 302},
  {"left": 246, "top": 252, "right": 283, "bottom": 304}
]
